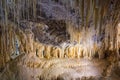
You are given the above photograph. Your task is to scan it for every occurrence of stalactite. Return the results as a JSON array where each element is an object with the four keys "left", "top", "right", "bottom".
[
  {"left": 27, "top": 0, "right": 29, "bottom": 20},
  {"left": 81, "top": 0, "right": 84, "bottom": 27},
  {"left": 75, "top": 0, "right": 79, "bottom": 7},
  {"left": 99, "top": 5, "right": 104, "bottom": 35},
  {"left": 85, "top": 0, "right": 90, "bottom": 29},
  {"left": 94, "top": 8, "right": 98, "bottom": 30},
  {"left": 112, "top": 14, "right": 120, "bottom": 50},
  {"left": 0, "top": 27, "right": 1, "bottom": 54},
  {"left": 13, "top": 0, "right": 16, "bottom": 23},
  {"left": 0, "top": 25, "right": 3, "bottom": 55},
  {"left": 1, "top": 0, "right": 8, "bottom": 63},
  {"left": 8, "top": 27, "right": 11, "bottom": 54},
  {"left": 4, "top": 0, "right": 8, "bottom": 25},
  {"left": 22, "top": 0, "right": 25, "bottom": 19},
  {"left": 33, "top": 0, "right": 37, "bottom": 20},
  {"left": 17, "top": 0, "right": 20, "bottom": 27},
  {"left": 89, "top": 0, "right": 94, "bottom": 28}
]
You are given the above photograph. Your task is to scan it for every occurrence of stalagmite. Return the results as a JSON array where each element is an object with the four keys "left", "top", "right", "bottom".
[
  {"left": 24, "top": 29, "right": 34, "bottom": 54},
  {"left": 98, "top": 40, "right": 105, "bottom": 59},
  {"left": 33, "top": 42, "right": 45, "bottom": 58},
  {"left": 33, "top": 0, "right": 37, "bottom": 20},
  {"left": 51, "top": 46, "right": 60, "bottom": 58},
  {"left": 67, "top": 45, "right": 75, "bottom": 58},
  {"left": 59, "top": 42, "right": 67, "bottom": 58},
  {"left": 44, "top": 45, "right": 52, "bottom": 59},
  {"left": 74, "top": 44, "right": 83, "bottom": 58}
]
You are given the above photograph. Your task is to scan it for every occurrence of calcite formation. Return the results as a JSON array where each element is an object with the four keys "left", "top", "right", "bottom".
[
  {"left": 1, "top": 21, "right": 106, "bottom": 60},
  {"left": 117, "top": 24, "right": 120, "bottom": 58},
  {"left": 0, "top": 0, "right": 120, "bottom": 80},
  {"left": 0, "top": 20, "right": 120, "bottom": 79}
]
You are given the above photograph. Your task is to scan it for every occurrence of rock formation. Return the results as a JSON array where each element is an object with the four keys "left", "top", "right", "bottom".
[{"left": 0, "top": 0, "right": 120, "bottom": 80}]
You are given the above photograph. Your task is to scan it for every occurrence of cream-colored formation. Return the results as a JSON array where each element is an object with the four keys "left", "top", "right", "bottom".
[
  {"left": 0, "top": 0, "right": 119, "bottom": 62},
  {"left": 0, "top": 21, "right": 119, "bottom": 76},
  {"left": 0, "top": 21, "right": 119, "bottom": 61},
  {"left": 0, "top": 0, "right": 120, "bottom": 80},
  {"left": 117, "top": 23, "right": 120, "bottom": 57}
]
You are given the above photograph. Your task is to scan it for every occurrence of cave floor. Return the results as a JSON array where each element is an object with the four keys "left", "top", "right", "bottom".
[{"left": 0, "top": 54, "right": 120, "bottom": 80}]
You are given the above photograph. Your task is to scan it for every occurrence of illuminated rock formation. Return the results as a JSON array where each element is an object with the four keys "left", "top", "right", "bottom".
[{"left": 0, "top": 0, "right": 120, "bottom": 80}]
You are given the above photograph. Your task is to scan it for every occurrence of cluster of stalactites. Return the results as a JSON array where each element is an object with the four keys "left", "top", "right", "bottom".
[
  {"left": 0, "top": 0, "right": 120, "bottom": 60},
  {"left": 0, "top": 0, "right": 120, "bottom": 26},
  {"left": 0, "top": 21, "right": 119, "bottom": 64},
  {"left": 0, "top": 22, "right": 104, "bottom": 60},
  {"left": 64, "top": 0, "right": 120, "bottom": 57}
]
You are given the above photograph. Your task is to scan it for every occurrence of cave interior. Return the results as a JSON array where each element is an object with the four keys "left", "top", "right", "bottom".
[{"left": 0, "top": 0, "right": 120, "bottom": 80}]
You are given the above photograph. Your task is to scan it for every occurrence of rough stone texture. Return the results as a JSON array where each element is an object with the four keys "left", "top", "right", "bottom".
[
  {"left": 0, "top": 0, "right": 120, "bottom": 80},
  {"left": 0, "top": 54, "right": 119, "bottom": 80}
]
